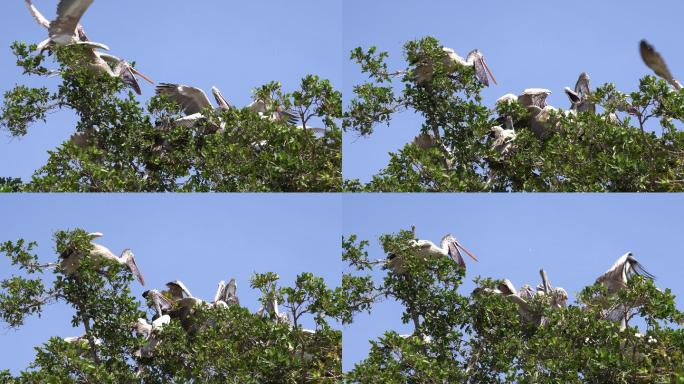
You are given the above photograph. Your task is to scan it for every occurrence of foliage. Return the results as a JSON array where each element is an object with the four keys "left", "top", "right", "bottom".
[
  {"left": 0, "top": 230, "right": 342, "bottom": 383},
  {"left": 344, "top": 36, "right": 684, "bottom": 191},
  {"left": 341, "top": 229, "right": 684, "bottom": 383},
  {"left": 0, "top": 42, "right": 342, "bottom": 192}
]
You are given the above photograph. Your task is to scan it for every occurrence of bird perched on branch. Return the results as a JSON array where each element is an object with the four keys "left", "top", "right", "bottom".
[
  {"left": 387, "top": 233, "right": 479, "bottom": 274},
  {"left": 60, "top": 232, "right": 145, "bottom": 285}
]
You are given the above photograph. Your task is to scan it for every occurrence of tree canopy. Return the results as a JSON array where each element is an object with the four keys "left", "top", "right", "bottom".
[
  {"left": 341, "top": 229, "right": 684, "bottom": 383},
  {"left": 1, "top": 42, "right": 342, "bottom": 192},
  {"left": 0, "top": 229, "right": 342, "bottom": 383},
  {"left": 343, "top": 37, "right": 684, "bottom": 192}
]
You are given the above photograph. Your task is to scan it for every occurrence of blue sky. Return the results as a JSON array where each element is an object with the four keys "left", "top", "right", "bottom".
[
  {"left": 343, "top": 0, "right": 684, "bottom": 182},
  {"left": 342, "top": 194, "right": 684, "bottom": 371},
  {"left": 0, "top": 0, "right": 341, "bottom": 180},
  {"left": 0, "top": 194, "right": 341, "bottom": 374}
]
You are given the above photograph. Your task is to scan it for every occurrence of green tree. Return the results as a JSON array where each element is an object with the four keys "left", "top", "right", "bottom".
[
  {"left": 0, "top": 229, "right": 342, "bottom": 383},
  {"left": 341, "top": 229, "right": 684, "bottom": 383},
  {"left": 344, "top": 37, "right": 684, "bottom": 192},
  {"left": 1, "top": 42, "right": 342, "bottom": 192}
]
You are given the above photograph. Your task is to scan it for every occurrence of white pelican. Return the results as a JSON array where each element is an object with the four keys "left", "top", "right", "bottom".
[
  {"left": 134, "top": 315, "right": 170, "bottom": 339},
  {"left": 25, "top": 0, "right": 108, "bottom": 52},
  {"left": 25, "top": 0, "right": 153, "bottom": 95},
  {"left": 134, "top": 315, "right": 170, "bottom": 358},
  {"left": 495, "top": 93, "right": 518, "bottom": 106},
  {"left": 416, "top": 47, "right": 497, "bottom": 86},
  {"left": 247, "top": 98, "right": 298, "bottom": 125},
  {"left": 594, "top": 252, "right": 654, "bottom": 329},
  {"left": 213, "top": 280, "right": 226, "bottom": 304},
  {"left": 211, "top": 279, "right": 239, "bottom": 307},
  {"left": 640, "top": 40, "right": 682, "bottom": 90},
  {"left": 596, "top": 252, "right": 654, "bottom": 294},
  {"left": 63, "top": 335, "right": 103, "bottom": 346},
  {"left": 517, "top": 89, "right": 557, "bottom": 139},
  {"left": 564, "top": 72, "right": 595, "bottom": 113},
  {"left": 518, "top": 88, "right": 551, "bottom": 109},
  {"left": 169, "top": 297, "right": 206, "bottom": 332},
  {"left": 223, "top": 278, "right": 240, "bottom": 306},
  {"left": 60, "top": 232, "right": 144, "bottom": 285},
  {"left": 142, "top": 289, "right": 174, "bottom": 319},
  {"left": 257, "top": 296, "right": 290, "bottom": 325},
  {"left": 387, "top": 234, "right": 479, "bottom": 274},
  {"left": 165, "top": 280, "right": 193, "bottom": 300},
  {"left": 491, "top": 116, "right": 516, "bottom": 157},
  {"left": 155, "top": 83, "right": 231, "bottom": 132}
]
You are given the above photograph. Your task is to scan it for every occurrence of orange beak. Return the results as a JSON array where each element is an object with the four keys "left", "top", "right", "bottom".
[{"left": 131, "top": 67, "right": 154, "bottom": 84}]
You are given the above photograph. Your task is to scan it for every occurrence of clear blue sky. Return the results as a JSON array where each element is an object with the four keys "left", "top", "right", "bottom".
[
  {"left": 0, "top": 194, "right": 341, "bottom": 374},
  {"left": 343, "top": 0, "right": 684, "bottom": 182},
  {"left": 342, "top": 194, "right": 684, "bottom": 371},
  {"left": 0, "top": 0, "right": 342, "bottom": 180}
]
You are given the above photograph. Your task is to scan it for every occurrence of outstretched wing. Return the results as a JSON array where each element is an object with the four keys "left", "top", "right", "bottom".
[
  {"left": 50, "top": 0, "right": 94, "bottom": 40},
  {"left": 226, "top": 278, "right": 237, "bottom": 297},
  {"left": 627, "top": 257, "right": 655, "bottom": 280},
  {"left": 156, "top": 83, "right": 213, "bottom": 115},
  {"left": 24, "top": 0, "right": 51, "bottom": 28},
  {"left": 640, "top": 40, "right": 681, "bottom": 90},
  {"left": 213, "top": 280, "right": 225, "bottom": 303},
  {"left": 279, "top": 109, "right": 299, "bottom": 125},
  {"left": 564, "top": 87, "right": 581, "bottom": 104}
]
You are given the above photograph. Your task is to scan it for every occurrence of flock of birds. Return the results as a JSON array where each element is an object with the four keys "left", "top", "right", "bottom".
[
  {"left": 59, "top": 232, "right": 313, "bottom": 359},
  {"left": 56, "top": 229, "right": 662, "bottom": 358},
  {"left": 23, "top": 0, "right": 325, "bottom": 147},
  {"left": 381, "top": 227, "right": 658, "bottom": 333},
  {"left": 411, "top": 40, "right": 682, "bottom": 159}
]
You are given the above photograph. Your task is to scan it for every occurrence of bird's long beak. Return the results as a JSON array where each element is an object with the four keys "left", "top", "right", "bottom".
[
  {"left": 457, "top": 242, "right": 479, "bottom": 262},
  {"left": 481, "top": 57, "right": 497, "bottom": 85},
  {"left": 130, "top": 67, "right": 155, "bottom": 84}
]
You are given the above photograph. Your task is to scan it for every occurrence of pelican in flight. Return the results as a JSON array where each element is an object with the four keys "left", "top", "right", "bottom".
[
  {"left": 640, "top": 40, "right": 682, "bottom": 90},
  {"left": 387, "top": 234, "right": 479, "bottom": 274},
  {"left": 155, "top": 83, "right": 231, "bottom": 131},
  {"left": 25, "top": 0, "right": 107, "bottom": 52},
  {"left": 25, "top": 0, "right": 153, "bottom": 95},
  {"left": 564, "top": 72, "right": 595, "bottom": 113},
  {"left": 60, "top": 232, "right": 145, "bottom": 285},
  {"left": 415, "top": 47, "right": 497, "bottom": 86}
]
